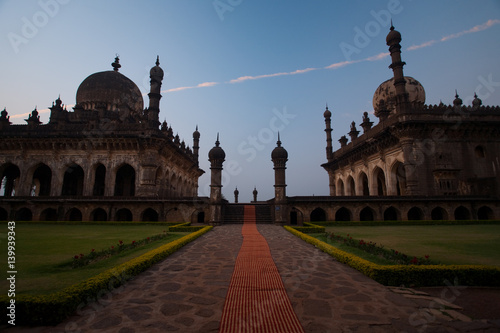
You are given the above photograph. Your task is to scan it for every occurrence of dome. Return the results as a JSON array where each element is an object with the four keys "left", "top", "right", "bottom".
[
  {"left": 150, "top": 56, "right": 164, "bottom": 79},
  {"left": 386, "top": 25, "right": 401, "bottom": 45},
  {"left": 323, "top": 106, "right": 332, "bottom": 118},
  {"left": 271, "top": 138, "right": 288, "bottom": 160},
  {"left": 208, "top": 137, "right": 225, "bottom": 160},
  {"left": 373, "top": 76, "right": 425, "bottom": 112},
  {"left": 76, "top": 70, "right": 144, "bottom": 115}
]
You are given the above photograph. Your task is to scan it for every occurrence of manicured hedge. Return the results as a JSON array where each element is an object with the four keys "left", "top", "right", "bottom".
[
  {"left": 307, "top": 220, "right": 500, "bottom": 227},
  {"left": 291, "top": 225, "right": 325, "bottom": 233},
  {"left": 284, "top": 226, "right": 500, "bottom": 287},
  {"left": 0, "top": 225, "right": 213, "bottom": 326}
]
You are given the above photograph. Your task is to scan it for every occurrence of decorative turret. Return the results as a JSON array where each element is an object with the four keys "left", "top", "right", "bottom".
[
  {"left": 208, "top": 134, "right": 225, "bottom": 225},
  {"left": 252, "top": 187, "right": 258, "bottom": 202},
  {"left": 360, "top": 112, "right": 374, "bottom": 133},
  {"left": 324, "top": 104, "right": 333, "bottom": 162},
  {"left": 348, "top": 121, "right": 360, "bottom": 141},
  {"left": 148, "top": 56, "right": 163, "bottom": 128},
  {"left": 234, "top": 187, "right": 239, "bottom": 203},
  {"left": 25, "top": 107, "right": 42, "bottom": 126},
  {"left": 271, "top": 133, "right": 288, "bottom": 224},
  {"left": 453, "top": 90, "right": 463, "bottom": 108},
  {"left": 472, "top": 92, "right": 482, "bottom": 110},
  {"left": 0, "top": 108, "right": 11, "bottom": 128},
  {"left": 193, "top": 125, "right": 200, "bottom": 165},
  {"left": 386, "top": 24, "right": 409, "bottom": 113}
]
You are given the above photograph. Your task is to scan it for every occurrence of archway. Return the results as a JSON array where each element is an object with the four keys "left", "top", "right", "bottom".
[
  {"left": 15, "top": 208, "right": 32, "bottom": 221},
  {"left": 454, "top": 206, "right": 471, "bottom": 220},
  {"left": 290, "top": 211, "right": 297, "bottom": 225},
  {"left": 116, "top": 208, "right": 133, "bottom": 221},
  {"left": 373, "top": 167, "right": 387, "bottom": 196},
  {"left": 197, "top": 211, "right": 205, "bottom": 223},
  {"left": 310, "top": 207, "right": 327, "bottom": 222},
  {"left": 0, "top": 163, "right": 20, "bottom": 197},
  {"left": 431, "top": 207, "right": 448, "bottom": 220},
  {"left": 62, "top": 164, "right": 84, "bottom": 196},
  {"left": 360, "top": 207, "right": 375, "bottom": 221},
  {"left": 477, "top": 206, "right": 494, "bottom": 220},
  {"left": 0, "top": 207, "right": 8, "bottom": 221},
  {"left": 347, "top": 176, "right": 355, "bottom": 196},
  {"left": 384, "top": 206, "right": 399, "bottom": 221},
  {"left": 115, "top": 164, "right": 135, "bottom": 196},
  {"left": 66, "top": 208, "right": 82, "bottom": 221},
  {"left": 359, "top": 172, "right": 369, "bottom": 196},
  {"left": 91, "top": 208, "right": 108, "bottom": 222},
  {"left": 40, "top": 208, "right": 58, "bottom": 221},
  {"left": 391, "top": 161, "right": 407, "bottom": 196},
  {"left": 142, "top": 208, "right": 159, "bottom": 222},
  {"left": 335, "top": 207, "right": 351, "bottom": 221},
  {"left": 31, "top": 164, "right": 52, "bottom": 196},
  {"left": 337, "top": 179, "right": 345, "bottom": 196},
  {"left": 93, "top": 164, "right": 106, "bottom": 196},
  {"left": 407, "top": 207, "right": 424, "bottom": 220}
]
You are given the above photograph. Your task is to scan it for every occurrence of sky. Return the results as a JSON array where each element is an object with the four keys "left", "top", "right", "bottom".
[{"left": 1, "top": 0, "right": 499, "bottom": 202}]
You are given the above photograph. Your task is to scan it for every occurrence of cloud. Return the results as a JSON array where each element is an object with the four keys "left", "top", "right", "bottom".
[
  {"left": 229, "top": 67, "right": 318, "bottom": 84},
  {"left": 163, "top": 81, "right": 218, "bottom": 93},
  {"left": 441, "top": 18, "right": 500, "bottom": 42},
  {"left": 364, "top": 52, "right": 390, "bottom": 61},
  {"left": 324, "top": 60, "right": 358, "bottom": 70},
  {"left": 407, "top": 40, "right": 437, "bottom": 51}
]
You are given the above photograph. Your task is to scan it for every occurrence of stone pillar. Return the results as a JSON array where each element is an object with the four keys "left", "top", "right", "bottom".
[
  {"left": 208, "top": 135, "right": 225, "bottom": 225},
  {"left": 271, "top": 134, "right": 288, "bottom": 225}
]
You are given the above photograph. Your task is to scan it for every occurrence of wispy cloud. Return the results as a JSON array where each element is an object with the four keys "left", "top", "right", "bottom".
[
  {"left": 229, "top": 67, "right": 318, "bottom": 84},
  {"left": 9, "top": 105, "right": 75, "bottom": 119},
  {"left": 164, "top": 19, "right": 499, "bottom": 92},
  {"left": 163, "top": 81, "right": 218, "bottom": 93}
]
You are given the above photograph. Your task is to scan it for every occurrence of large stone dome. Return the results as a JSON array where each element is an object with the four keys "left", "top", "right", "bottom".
[
  {"left": 373, "top": 76, "right": 425, "bottom": 112},
  {"left": 76, "top": 70, "right": 144, "bottom": 115}
]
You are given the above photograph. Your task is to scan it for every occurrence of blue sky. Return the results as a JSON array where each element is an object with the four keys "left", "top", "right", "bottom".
[{"left": 1, "top": 0, "right": 500, "bottom": 202}]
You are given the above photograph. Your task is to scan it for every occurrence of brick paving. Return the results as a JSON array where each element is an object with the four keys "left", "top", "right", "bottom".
[{"left": 7, "top": 224, "right": 500, "bottom": 333}]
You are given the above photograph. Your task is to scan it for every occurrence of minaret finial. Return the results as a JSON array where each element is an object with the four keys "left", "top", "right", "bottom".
[
  {"left": 390, "top": 19, "right": 394, "bottom": 30},
  {"left": 216, "top": 132, "right": 220, "bottom": 146},
  {"left": 156, "top": 55, "right": 160, "bottom": 66},
  {"left": 277, "top": 132, "right": 282, "bottom": 147},
  {"left": 112, "top": 55, "right": 121, "bottom": 71}
]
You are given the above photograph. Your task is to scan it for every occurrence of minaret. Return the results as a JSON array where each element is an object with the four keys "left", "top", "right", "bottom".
[
  {"left": 271, "top": 133, "right": 288, "bottom": 224},
  {"left": 208, "top": 134, "right": 225, "bottom": 225},
  {"left": 148, "top": 56, "right": 163, "bottom": 128},
  {"left": 252, "top": 187, "right": 258, "bottom": 202},
  {"left": 386, "top": 24, "right": 409, "bottom": 113},
  {"left": 234, "top": 187, "right": 239, "bottom": 203},
  {"left": 193, "top": 125, "right": 200, "bottom": 165},
  {"left": 324, "top": 104, "right": 333, "bottom": 162}
]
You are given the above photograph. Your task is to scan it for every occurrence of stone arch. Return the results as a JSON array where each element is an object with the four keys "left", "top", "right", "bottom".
[
  {"left": 335, "top": 207, "right": 352, "bottom": 221},
  {"left": 390, "top": 161, "right": 407, "bottom": 196},
  {"left": 92, "top": 163, "right": 106, "bottom": 196},
  {"left": 360, "top": 206, "right": 375, "bottom": 221},
  {"left": 337, "top": 178, "right": 345, "bottom": 196},
  {"left": 0, "top": 207, "right": 9, "bottom": 221},
  {"left": 91, "top": 208, "right": 108, "bottom": 221},
  {"left": 31, "top": 163, "right": 52, "bottom": 196},
  {"left": 196, "top": 211, "right": 205, "bottom": 223},
  {"left": 477, "top": 206, "right": 494, "bottom": 220},
  {"left": 40, "top": 208, "right": 58, "bottom": 221},
  {"left": 62, "top": 163, "right": 85, "bottom": 196},
  {"left": 346, "top": 176, "right": 355, "bottom": 196},
  {"left": 358, "top": 172, "right": 369, "bottom": 196},
  {"left": 454, "top": 206, "right": 471, "bottom": 220},
  {"left": 310, "top": 207, "right": 327, "bottom": 222},
  {"left": 15, "top": 207, "right": 32, "bottom": 221},
  {"left": 474, "top": 145, "right": 485, "bottom": 158},
  {"left": 0, "top": 163, "right": 20, "bottom": 197},
  {"left": 431, "top": 206, "right": 448, "bottom": 220},
  {"left": 407, "top": 207, "right": 424, "bottom": 220},
  {"left": 290, "top": 208, "right": 304, "bottom": 225},
  {"left": 65, "top": 208, "right": 82, "bottom": 221},
  {"left": 142, "top": 208, "right": 159, "bottom": 222},
  {"left": 114, "top": 164, "right": 135, "bottom": 196},
  {"left": 373, "top": 167, "right": 387, "bottom": 196},
  {"left": 384, "top": 206, "right": 399, "bottom": 221},
  {"left": 116, "top": 208, "right": 133, "bottom": 221}
]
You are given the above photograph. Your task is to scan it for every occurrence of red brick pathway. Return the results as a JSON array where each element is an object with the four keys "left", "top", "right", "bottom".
[{"left": 219, "top": 206, "right": 304, "bottom": 332}]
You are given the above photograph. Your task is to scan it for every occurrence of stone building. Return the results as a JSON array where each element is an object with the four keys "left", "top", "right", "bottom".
[{"left": 0, "top": 56, "right": 208, "bottom": 222}]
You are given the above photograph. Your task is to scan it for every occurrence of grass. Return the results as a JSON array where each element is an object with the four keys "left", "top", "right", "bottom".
[
  {"left": 323, "top": 224, "right": 500, "bottom": 266},
  {"left": 0, "top": 224, "right": 188, "bottom": 295}
]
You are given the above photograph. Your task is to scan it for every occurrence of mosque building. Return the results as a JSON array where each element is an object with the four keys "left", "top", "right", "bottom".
[{"left": 0, "top": 26, "right": 499, "bottom": 224}]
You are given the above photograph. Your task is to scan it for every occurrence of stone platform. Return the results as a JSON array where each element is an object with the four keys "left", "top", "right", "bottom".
[{"left": 7, "top": 224, "right": 500, "bottom": 332}]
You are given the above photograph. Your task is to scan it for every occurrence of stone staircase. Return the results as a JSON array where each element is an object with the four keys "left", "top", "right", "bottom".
[{"left": 223, "top": 204, "right": 273, "bottom": 224}]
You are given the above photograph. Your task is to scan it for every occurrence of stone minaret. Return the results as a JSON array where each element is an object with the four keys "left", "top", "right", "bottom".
[
  {"left": 271, "top": 133, "right": 288, "bottom": 224},
  {"left": 252, "top": 187, "right": 258, "bottom": 202},
  {"left": 386, "top": 25, "right": 409, "bottom": 113},
  {"left": 193, "top": 126, "right": 200, "bottom": 165},
  {"left": 208, "top": 134, "right": 225, "bottom": 225},
  {"left": 324, "top": 105, "right": 333, "bottom": 162},
  {"left": 148, "top": 56, "right": 163, "bottom": 128}
]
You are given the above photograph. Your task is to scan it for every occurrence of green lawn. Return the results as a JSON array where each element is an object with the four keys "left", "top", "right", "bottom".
[
  {"left": 0, "top": 224, "right": 187, "bottom": 295},
  {"left": 324, "top": 225, "right": 500, "bottom": 266}
]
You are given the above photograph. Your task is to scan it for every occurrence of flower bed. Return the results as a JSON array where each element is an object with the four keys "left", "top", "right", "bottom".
[
  {"left": 285, "top": 226, "right": 500, "bottom": 287},
  {"left": 0, "top": 225, "right": 213, "bottom": 326}
]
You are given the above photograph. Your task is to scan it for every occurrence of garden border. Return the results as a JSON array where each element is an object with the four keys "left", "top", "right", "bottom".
[
  {"left": 0, "top": 225, "right": 213, "bottom": 326},
  {"left": 284, "top": 225, "right": 500, "bottom": 288}
]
